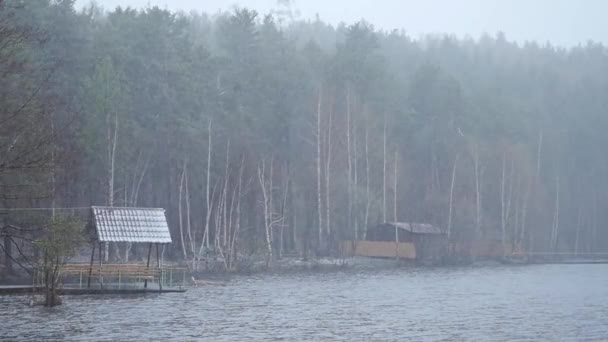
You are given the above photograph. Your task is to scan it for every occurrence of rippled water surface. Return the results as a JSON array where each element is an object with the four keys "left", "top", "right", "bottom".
[{"left": 1, "top": 264, "right": 607, "bottom": 341}]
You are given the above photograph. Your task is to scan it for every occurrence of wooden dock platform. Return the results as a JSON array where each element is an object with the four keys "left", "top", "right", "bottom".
[{"left": 0, "top": 285, "right": 187, "bottom": 296}]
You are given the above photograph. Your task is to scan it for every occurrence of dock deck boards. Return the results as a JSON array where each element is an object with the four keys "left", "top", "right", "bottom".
[{"left": 0, "top": 285, "right": 186, "bottom": 296}]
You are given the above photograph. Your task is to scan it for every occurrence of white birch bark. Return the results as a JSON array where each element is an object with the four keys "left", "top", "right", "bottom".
[
  {"left": 363, "top": 116, "right": 370, "bottom": 240},
  {"left": 325, "top": 104, "right": 333, "bottom": 241},
  {"left": 199, "top": 119, "right": 213, "bottom": 257},
  {"left": 346, "top": 85, "right": 353, "bottom": 238},
  {"left": 382, "top": 112, "right": 387, "bottom": 222},
  {"left": 447, "top": 154, "right": 458, "bottom": 240},
  {"left": 316, "top": 88, "right": 323, "bottom": 247}
]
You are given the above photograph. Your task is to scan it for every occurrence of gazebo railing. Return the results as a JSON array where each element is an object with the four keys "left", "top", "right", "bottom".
[{"left": 35, "top": 264, "right": 189, "bottom": 290}]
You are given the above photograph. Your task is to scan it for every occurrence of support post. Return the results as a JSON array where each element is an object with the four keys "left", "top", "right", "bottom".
[
  {"left": 87, "top": 243, "right": 96, "bottom": 288},
  {"left": 156, "top": 243, "right": 162, "bottom": 292},
  {"left": 144, "top": 243, "right": 152, "bottom": 289},
  {"left": 98, "top": 242, "right": 104, "bottom": 289},
  {"left": 3, "top": 235, "right": 12, "bottom": 274},
  {"left": 395, "top": 226, "right": 400, "bottom": 262},
  {"left": 1, "top": 214, "right": 11, "bottom": 274}
]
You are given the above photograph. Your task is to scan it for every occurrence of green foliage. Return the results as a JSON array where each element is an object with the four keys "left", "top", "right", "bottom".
[
  {"left": 34, "top": 215, "right": 85, "bottom": 306},
  {"left": 34, "top": 215, "right": 85, "bottom": 267}
]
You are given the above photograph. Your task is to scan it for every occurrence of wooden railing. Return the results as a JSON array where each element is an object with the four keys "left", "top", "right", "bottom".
[{"left": 62, "top": 263, "right": 161, "bottom": 280}]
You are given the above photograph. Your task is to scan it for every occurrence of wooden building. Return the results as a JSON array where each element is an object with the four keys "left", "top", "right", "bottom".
[
  {"left": 60, "top": 206, "right": 175, "bottom": 291},
  {"left": 341, "top": 222, "right": 447, "bottom": 261}
]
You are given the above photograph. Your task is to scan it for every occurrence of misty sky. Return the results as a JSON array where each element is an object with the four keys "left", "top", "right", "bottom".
[{"left": 76, "top": 0, "right": 607, "bottom": 47}]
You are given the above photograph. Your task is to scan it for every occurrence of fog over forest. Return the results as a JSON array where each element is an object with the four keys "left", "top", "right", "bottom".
[
  {"left": 77, "top": 0, "right": 608, "bottom": 47},
  {"left": 2, "top": 0, "right": 608, "bottom": 268},
  {"left": 3, "top": 1, "right": 608, "bottom": 340}
]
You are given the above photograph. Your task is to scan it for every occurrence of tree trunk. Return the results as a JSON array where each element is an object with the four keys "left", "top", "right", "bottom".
[
  {"left": 185, "top": 164, "right": 194, "bottom": 258},
  {"left": 353, "top": 101, "right": 359, "bottom": 240},
  {"left": 529, "top": 128, "right": 543, "bottom": 253},
  {"left": 550, "top": 175, "right": 560, "bottom": 252},
  {"left": 202, "top": 119, "right": 212, "bottom": 254},
  {"left": 472, "top": 143, "right": 483, "bottom": 241},
  {"left": 591, "top": 188, "right": 598, "bottom": 253},
  {"left": 363, "top": 116, "right": 370, "bottom": 240},
  {"left": 382, "top": 112, "right": 387, "bottom": 222},
  {"left": 280, "top": 171, "right": 289, "bottom": 259},
  {"left": 346, "top": 85, "right": 353, "bottom": 240},
  {"left": 447, "top": 154, "right": 458, "bottom": 241},
  {"left": 222, "top": 141, "right": 230, "bottom": 252},
  {"left": 315, "top": 88, "right": 324, "bottom": 249},
  {"left": 498, "top": 150, "right": 515, "bottom": 257},
  {"left": 393, "top": 150, "right": 398, "bottom": 222},
  {"left": 228, "top": 157, "right": 244, "bottom": 271},
  {"left": 325, "top": 102, "right": 333, "bottom": 250},
  {"left": 105, "top": 104, "right": 119, "bottom": 262},
  {"left": 258, "top": 159, "right": 273, "bottom": 264},
  {"left": 178, "top": 161, "right": 187, "bottom": 261},
  {"left": 574, "top": 205, "right": 582, "bottom": 256}
]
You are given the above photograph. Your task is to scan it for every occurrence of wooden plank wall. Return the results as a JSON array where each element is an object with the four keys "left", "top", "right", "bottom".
[{"left": 341, "top": 240, "right": 416, "bottom": 259}]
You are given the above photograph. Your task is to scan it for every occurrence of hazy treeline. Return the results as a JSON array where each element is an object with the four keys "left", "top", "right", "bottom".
[{"left": 2, "top": 0, "right": 607, "bottom": 269}]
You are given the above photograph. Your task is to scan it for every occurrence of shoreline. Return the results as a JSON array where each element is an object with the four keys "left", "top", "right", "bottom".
[
  {"left": 4, "top": 256, "right": 603, "bottom": 289},
  {"left": 189, "top": 255, "right": 518, "bottom": 279}
]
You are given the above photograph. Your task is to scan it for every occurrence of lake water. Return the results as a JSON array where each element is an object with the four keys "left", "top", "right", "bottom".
[{"left": 1, "top": 264, "right": 607, "bottom": 341}]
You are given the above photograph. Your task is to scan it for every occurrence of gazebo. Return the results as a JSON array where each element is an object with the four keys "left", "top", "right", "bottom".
[{"left": 80, "top": 206, "right": 173, "bottom": 291}]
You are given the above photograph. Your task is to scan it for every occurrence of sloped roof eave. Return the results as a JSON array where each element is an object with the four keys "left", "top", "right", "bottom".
[
  {"left": 90, "top": 206, "right": 172, "bottom": 244},
  {"left": 382, "top": 222, "right": 445, "bottom": 235}
]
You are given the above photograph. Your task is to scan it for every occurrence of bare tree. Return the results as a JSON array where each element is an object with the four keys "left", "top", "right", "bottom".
[
  {"left": 258, "top": 157, "right": 284, "bottom": 266},
  {"left": 535, "top": 129, "right": 543, "bottom": 183},
  {"left": 527, "top": 128, "right": 544, "bottom": 252},
  {"left": 279, "top": 168, "right": 290, "bottom": 258},
  {"left": 184, "top": 163, "right": 194, "bottom": 257},
  {"left": 500, "top": 150, "right": 514, "bottom": 258},
  {"left": 315, "top": 88, "right": 323, "bottom": 248},
  {"left": 382, "top": 112, "right": 387, "bottom": 222},
  {"left": 471, "top": 143, "right": 484, "bottom": 241},
  {"left": 591, "top": 188, "right": 598, "bottom": 253},
  {"left": 363, "top": 114, "right": 371, "bottom": 239},
  {"left": 199, "top": 118, "right": 213, "bottom": 259},
  {"left": 178, "top": 160, "right": 188, "bottom": 261},
  {"left": 574, "top": 205, "right": 582, "bottom": 256},
  {"left": 352, "top": 97, "right": 359, "bottom": 240},
  {"left": 393, "top": 149, "right": 399, "bottom": 222},
  {"left": 124, "top": 150, "right": 150, "bottom": 261},
  {"left": 346, "top": 85, "right": 353, "bottom": 239},
  {"left": 227, "top": 156, "right": 244, "bottom": 270},
  {"left": 97, "top": 59, "right": 121, "bottom": 263},
  {"left": 550, "top": 175, "right": 560, "bottom": 252},
  {"left": 447, "top": 154, "right": 458, "bottom": 240},
  {"left": 325, "top": 101, "right": 333, "bottom": 247}
]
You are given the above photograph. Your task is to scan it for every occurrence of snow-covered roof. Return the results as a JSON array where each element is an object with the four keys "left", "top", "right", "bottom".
[{"left": 90, "top": 206, "right": 172, "bottom": 244}]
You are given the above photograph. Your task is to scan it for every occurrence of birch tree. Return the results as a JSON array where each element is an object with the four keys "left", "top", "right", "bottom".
[
  {"left": 315, "top": 87, "right": 324, "bottom": 247},
  {"left": 86, "top": 57, "right": 122, "bottom": 262},
  {"left": 447, "top": 154, "right": 458, "bottom": 241}
]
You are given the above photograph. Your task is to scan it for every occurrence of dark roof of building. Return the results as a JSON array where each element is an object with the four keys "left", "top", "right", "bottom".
[
  {"left": 90, "top": 206, "right": 172, "bottom": 244},
  {"left": 381, "top": 222, "right": 444, "bottom": 235}
]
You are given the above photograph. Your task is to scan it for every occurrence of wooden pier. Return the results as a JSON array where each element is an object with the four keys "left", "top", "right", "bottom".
[{"left": 0, "top": 285, "right": 186, "bottom": 296}]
